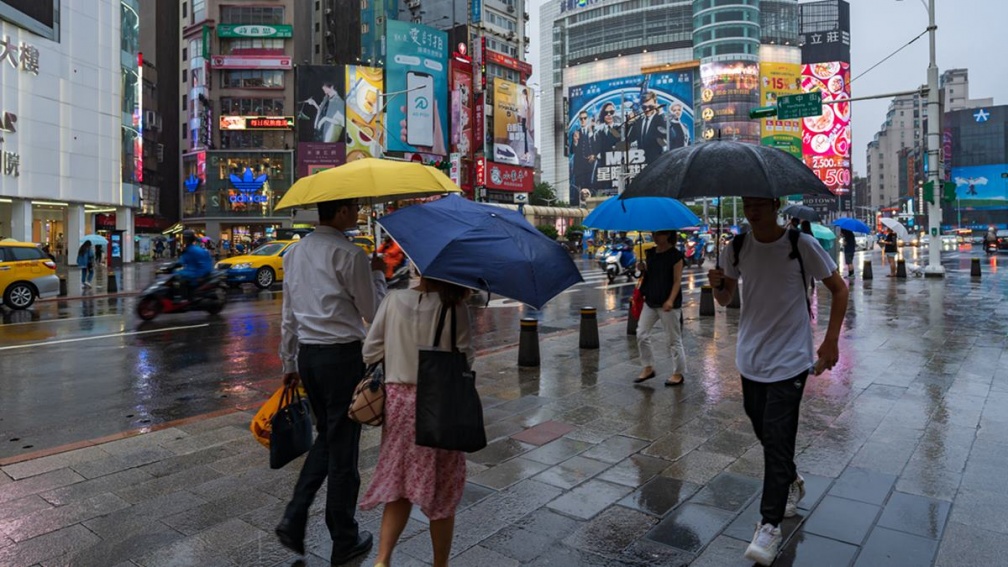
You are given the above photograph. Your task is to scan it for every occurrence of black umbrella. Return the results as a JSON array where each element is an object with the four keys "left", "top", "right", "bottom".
[
  {"left": 781, "top": 204, "right": 821, "bottom": 222},
  {"left": 621, "top": 140, "right": 832, "bottom": 200}
]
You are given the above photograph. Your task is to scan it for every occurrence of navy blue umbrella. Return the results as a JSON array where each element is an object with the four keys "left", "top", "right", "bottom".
[
  {"left": 832, "top": 217, "right": 871, "bottom": 234},
  {"left": 583, "top": 195, "right": 700, "bottom": 232},
  {"left": 377, "top": 195, "right": 583, "bottom": 309}
]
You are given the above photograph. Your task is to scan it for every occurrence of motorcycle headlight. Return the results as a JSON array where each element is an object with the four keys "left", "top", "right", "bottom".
[{"left": 232, "top": 262, "right": 253, "bottom": 270}]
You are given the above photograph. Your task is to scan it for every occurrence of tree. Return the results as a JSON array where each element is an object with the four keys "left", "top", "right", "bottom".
[{"left": 531, "top": 181, "right": 558, "bottom": 206}]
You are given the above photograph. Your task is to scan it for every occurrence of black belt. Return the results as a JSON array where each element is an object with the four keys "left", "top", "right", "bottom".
[{"left": 299, "top": 340, "right": 362, "bottom": 351}]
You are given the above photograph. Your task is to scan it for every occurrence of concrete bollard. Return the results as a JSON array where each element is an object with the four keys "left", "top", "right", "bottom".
[
  {"left": 699, "top": 285, "right": 716, "bottom": 317},
  {"left": 579, "top": 307, "right": 599, "bottom": 349},
  {"left": 106, "top": 272, "right": 118, "bottom": 293},
  {"left": 862, "top": 259, "right": 873, "bottom": 280},
  {"left": 971, "top": 257, "right": 982, "bottom": 278},
  {"left": 518, "top": 318, "right": 540, "bottom": 367},
  {"left": 58, "top": 277, "right": 67, "bottom": 297},
  {"left": 896, "top": 259, "right": 907, "bottom": 279},
  {"left": 727, "top": 286, "right": 741, "bottom": 309}
]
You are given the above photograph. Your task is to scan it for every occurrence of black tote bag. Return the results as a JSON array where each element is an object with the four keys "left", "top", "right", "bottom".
[
  {"left": 415, "top": 304, "right": 487, "bottom": 453},
  {"left": 269, "top": 384, "right": 314, "bottom": 469}
]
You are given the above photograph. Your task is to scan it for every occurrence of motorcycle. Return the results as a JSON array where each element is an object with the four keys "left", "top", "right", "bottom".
[
  {"left": 386, "top": 259, "right": 412, "bottom": 289},
  {"left": 602, "top": 242, "right": 639, "bottom": 283},
  {"left": 984, "top": 237, "right": 998, "bottom": 255},
  {"left": 683, "top": 237, "right": 705, "bottom": 267},
  {"left": 136, "top": 262, "right": 228, "bottom": 321}
]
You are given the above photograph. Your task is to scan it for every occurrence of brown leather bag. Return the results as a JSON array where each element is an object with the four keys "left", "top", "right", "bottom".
[{"left": 348, "top": 362, "right": 385, "bottom": 426}]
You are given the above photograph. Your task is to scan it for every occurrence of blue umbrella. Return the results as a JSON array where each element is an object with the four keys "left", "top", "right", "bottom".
[
  {"left": 81, "top": 234, "right": 108, "bottom": 247},
  {"left": 377, "top": 195, "right": 583, "bottom": 309},
  {"left": 583, "top": 195, "right": 700, "bottom": 231},
  {"left": 833, "top": 217, "right": 871, "bottom": 234}
]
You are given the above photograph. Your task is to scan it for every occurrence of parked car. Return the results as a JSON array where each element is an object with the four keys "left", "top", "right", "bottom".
[
  {"left": 998, "top": 229, "right": 1008, "bottom": 251},
  {"left": 215, "top": 240, "right": 297, "bottom": 288},
  {"left": 0, "top": 240, "right": 59, "bottom": 309}
]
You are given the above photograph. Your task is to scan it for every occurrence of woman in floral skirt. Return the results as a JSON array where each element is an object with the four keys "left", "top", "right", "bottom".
[{"left": 361, "top": 277, "right": 474, "bottom": 567}]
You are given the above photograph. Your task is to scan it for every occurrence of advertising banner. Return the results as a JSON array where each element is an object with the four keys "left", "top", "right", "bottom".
[
  {"left": 485, "top": 49, "right": 533, "bottom": 78},
  {"left": 474, "top": 92, "right": 485, "bottom": 154},
  {"left": 220, "top": 116, "right": 295, "bottom": 130},
  {"left": 801, "top": 61, "right": 852, "bottom": 195},
  {"left": 951, "top": 164, "right": 1008, "bottom": 204},
  {"left": 217, "top": 24, "right": 293, "bottom": 38},
  {"left": 450, "top": 58, "right": 473, "bottom": 157},
  {"left": 385, "top": 20, "right": 449, "bottom": 155},
  {"left": 484, "top": 160, "right": 534, "bottom": 192},
  {"left": 698, "top": 60, "right": 760, "bottom": 143},
  {"left": 759, "top": 63, "right": 803, "bottom": 159},
  {"left": 296, "top": 65, "right": 346, "bottom": 177},
  {"left": 211, "top": 55, "right": 292, "bottom": 69},
  {"left": 492, "top": 78, "right": 535, "bottom": 168},
  {"left": 345, "top": 65, "right": 385, "bottom": 161},
  {"left": 567, "top": 71, "right": 694, "bottom": 197}
]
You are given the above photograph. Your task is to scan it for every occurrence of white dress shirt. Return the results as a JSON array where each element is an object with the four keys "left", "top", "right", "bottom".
[
  {"left": 362, "top": 289, "right": 475, "bottom": 385},
  {"left": 279, "top": 225, "right": 387, "bottom": 374}
]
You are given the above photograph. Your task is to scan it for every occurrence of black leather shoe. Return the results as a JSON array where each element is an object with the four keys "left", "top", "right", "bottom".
[
  {"left": 275, "top": 518, "right": 305, "bottom": 556},
  {"left": 330, "top": 530, "right": 373, "bottom": 565}
]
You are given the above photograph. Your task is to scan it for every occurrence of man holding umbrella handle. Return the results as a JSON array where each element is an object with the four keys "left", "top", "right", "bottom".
[{"left": 707, "top": 196, "right": 848, "bottom": 566}]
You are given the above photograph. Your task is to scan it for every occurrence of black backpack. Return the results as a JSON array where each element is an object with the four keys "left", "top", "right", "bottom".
[{"left": 731, "top": 228, "right": 811, "bottom": 318}]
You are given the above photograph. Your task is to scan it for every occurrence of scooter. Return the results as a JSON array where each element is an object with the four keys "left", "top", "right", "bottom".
[
  {"left": 683, "top": 237, "right": 705, "bottom": 267},
  {"left": 985, "top": 239, "right": 998, "bottom": 255},
  {"left": 136, "top": 262, "right": 228, "bottom": 321},
  {"left": 603, "top": 242, "right": 638, "bottom": 283},
  {"left": 386, "top": 259, "right": 412, "bottom": 289}
]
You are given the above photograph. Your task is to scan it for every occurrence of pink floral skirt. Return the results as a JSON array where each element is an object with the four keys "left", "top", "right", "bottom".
[{"left": 359, "top": 384, "right": 466, "bottom": 520}]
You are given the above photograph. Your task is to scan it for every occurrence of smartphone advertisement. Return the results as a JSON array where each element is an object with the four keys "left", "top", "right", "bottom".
[{"left": 385, "top": 20, "right": 448, "bottom": 155}]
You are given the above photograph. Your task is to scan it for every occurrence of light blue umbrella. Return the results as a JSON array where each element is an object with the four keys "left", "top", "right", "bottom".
[
  {"left": 809, "top": 223, "right": 836, "bottom": 241},
  {"left": 583, "top": 196, "right": 700, "bottom": 232},
  {"left": 832, "top": 217, "right": 871, "bottom": 234},
  {"left": 81, "top": 234, "right": 108, "bottom": 247}
]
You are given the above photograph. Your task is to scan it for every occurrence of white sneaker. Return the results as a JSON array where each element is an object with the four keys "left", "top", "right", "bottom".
[
  {"left": 744, "top": 522, "right": 782, "bottom": 566},
  {"left": 784, "top": 473, "right": 806, "bottom": 518},
  {"left": 82, "top": 282, "right": 91, "bottom": 288}
]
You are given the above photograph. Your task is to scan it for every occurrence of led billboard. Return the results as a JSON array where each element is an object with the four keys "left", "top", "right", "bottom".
[
  {"left": 801, "top": 61, "right": 851, "bottom": 195},
  {"left": 385, "top": 20, "right": 449, "bottom": 155},
  {"left": 698, "top": 60, "right": 760, "bottom": 143}
]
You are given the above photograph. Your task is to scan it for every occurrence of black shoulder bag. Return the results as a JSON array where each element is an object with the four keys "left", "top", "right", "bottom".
[{"left": 415, "top": 304, "right": 487, "bottom": 453}]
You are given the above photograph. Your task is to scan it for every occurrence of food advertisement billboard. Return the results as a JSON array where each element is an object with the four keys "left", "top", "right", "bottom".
[
  {"left": 492, "top": 78, "right": 535, "bottom": 168},
  {"left": 698, "top": 60, "right": 760, "bottom": 143},
  {"left": 385, "top": 20, "right": 449, "bottom": 155},
  {"left": 295, "top": 65, "right": 346, "bottom": 177},
  {"left": 801, "top": 61, "right": 851, "bottom": 195},
  {"left": 759, "top": 63, "right": 803, "bottom": 159},
  {"left": 345, "top": 65, "right": 385, "bottom": 162},
  {"left": 566, "top": 71, "right": 694, "bottom": 197}
]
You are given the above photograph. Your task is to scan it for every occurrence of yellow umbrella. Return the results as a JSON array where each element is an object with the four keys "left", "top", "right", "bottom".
[{"left": 275, "top": 158, "right": 461, "bottom": 210}]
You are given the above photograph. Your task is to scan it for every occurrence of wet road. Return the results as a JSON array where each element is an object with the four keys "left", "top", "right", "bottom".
[{"left": 0, "top": 248, "right": 996, "bottom": 460}]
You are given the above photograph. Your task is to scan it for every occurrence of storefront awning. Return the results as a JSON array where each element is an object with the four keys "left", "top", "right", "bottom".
[{"left": 162, "top": 222, "right": 185, "bottom": 235}]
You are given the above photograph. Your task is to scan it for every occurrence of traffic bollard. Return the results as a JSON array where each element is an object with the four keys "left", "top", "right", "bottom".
[
  {"left": 699, "top": 285, "right": 715, "bottom": 317},
  {"left": 971, "top": 257, "right": 982, "bottom": 278},
  {"left": 579, "top": 307, "right": 599, "bottom": 349},
  {"left": 58, "top": 277, "right": 67, "bottom": 297},
  {"left": 518, "top": 318, "right": 540, "bottom": 367},
  {"left": 896, "top": 259, "right": 907, "bottom": 278},
  {"left": 727, "top": 286, "right": 740, "bottom": 309},
  {"left": 106, "top": 272, "right": 118, "bottom": 293},
  {"left": 862, "top": 259, "right": 873, "bottom": 280}
]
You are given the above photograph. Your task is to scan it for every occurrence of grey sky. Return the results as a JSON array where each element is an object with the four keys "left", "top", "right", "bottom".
[{"left": 527, "top": 0, "right": 1008, "bottom": 176}]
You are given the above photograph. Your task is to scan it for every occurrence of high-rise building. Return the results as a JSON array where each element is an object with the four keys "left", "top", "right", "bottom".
[
  {"left": 942, "top": 105, "right": 1007, "bottom": 230},
  {"left": 0, "top": 1, "right": 141, "bottom": 264},
  {"left": 179, "top": 0, "right": 297, "bottom": 244}
]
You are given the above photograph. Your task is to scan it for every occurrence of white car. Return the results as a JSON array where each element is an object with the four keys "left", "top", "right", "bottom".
[{"left": 854, "top": 235, "right": 869, "bottom": 250}]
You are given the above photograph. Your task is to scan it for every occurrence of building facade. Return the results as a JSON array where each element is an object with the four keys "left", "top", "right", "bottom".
[
  {"left": 179, "top": 0, "right": 297, "bottom": 245},
  {"left": 942, "top": 104, "right": 1007, "bottom": 231},
  {"left": 0, "top": 0, "right": 140, "bottom": 265}
]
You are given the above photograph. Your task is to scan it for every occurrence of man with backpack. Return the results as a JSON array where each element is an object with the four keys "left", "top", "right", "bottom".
[{"left": 708, "top": 196, "right": 848, "bottom": 566}]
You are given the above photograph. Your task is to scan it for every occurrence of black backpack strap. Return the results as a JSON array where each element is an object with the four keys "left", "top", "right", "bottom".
[
  {"left": 788, "top": 229, "right": 812, "bottom": 319},
  {"left": 731, "top": 232, "right": 746, "bottom": 270},
  {"left": 433, "top": 303, "right": 449, "bottom": 348}
]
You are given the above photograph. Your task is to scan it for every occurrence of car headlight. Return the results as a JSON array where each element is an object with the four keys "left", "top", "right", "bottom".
[{"left": 232, "top": 262, "right": 253, "bottom": 270}]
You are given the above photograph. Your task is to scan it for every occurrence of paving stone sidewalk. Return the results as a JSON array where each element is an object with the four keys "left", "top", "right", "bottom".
[{"left": 2, "top": 258, "right": 1007, "bottom": 566}]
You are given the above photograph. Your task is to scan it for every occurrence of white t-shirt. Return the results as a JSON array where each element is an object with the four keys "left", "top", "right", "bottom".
[{"left": 720, "top": 230, "right": 837, "bottom": 383}]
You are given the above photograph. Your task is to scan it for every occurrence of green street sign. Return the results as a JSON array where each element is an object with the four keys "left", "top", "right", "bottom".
[
  {"left": 777, "top": 93, "right": 823, "bottom": 120},
  {"left": 217, "top": 24, "right": 293, "bottom": 38},
  {"left": 749, "top": 106, "right": 777, "bottom": 119}
]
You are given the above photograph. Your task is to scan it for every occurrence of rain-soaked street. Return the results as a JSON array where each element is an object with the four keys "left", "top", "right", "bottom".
[{"left": 0, "top": 246, "right": 1006, "bottom": 566}]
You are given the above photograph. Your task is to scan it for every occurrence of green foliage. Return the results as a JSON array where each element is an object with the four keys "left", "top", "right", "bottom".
[
  {"left": 531, "top": 181, "right": 557, "bottom": 206},
  {"left": 536, "top": 224, "right": 559, "bottom": 240}
]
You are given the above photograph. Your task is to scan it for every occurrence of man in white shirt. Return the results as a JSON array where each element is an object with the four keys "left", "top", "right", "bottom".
[
  {"left": 708, "top": 196, "right": 848, "bottom": 566},
  {"left": 276, "top": 198, "right": 386, "bottom": 565}
]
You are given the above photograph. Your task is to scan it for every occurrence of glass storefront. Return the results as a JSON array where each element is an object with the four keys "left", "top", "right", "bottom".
[{"left": 182, "top": 150, "right": 293, "bottom": 218}]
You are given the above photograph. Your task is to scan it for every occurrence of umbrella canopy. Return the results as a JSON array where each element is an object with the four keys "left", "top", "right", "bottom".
[
  {"left": 832, "top": 217, "right": 871, "bottom": 234},
  {"left": 81, "top": 234, "right": 108, "bottom": 247},
  {"left": 583, "top": 196, "right": 700, "bottom": 232},
  {"left": 275, "top": 158, "right": 461, "bottom": 210},
  {"left": 809, "top": 223, "right": 836, "bottom": 241},
  {"left": 621, "top": 140, "right": 832, "bottom": 200},
  {"left": 781, "top": 204, "right": 821, "bottom": 222},
  {"left": 377, "top": 195, "right": 583, "bottom": 310},
  {"left": 880, "top": 217, "right": 910, "bottom": 242}
]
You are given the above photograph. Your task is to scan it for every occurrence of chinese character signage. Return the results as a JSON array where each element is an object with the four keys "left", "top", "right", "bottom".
[
  {"left": 211, "top": 55, "right": 292, "bottom": 69},
  {"left": 492, "top": 78, "right": 535, "bottom": 168},
  {"left": 799, "top": 0, "right": 851, "bottom": 65},
  {"left": 345, "top": 65, "right": 385, "bottom": 161},
  {"left": 385, "top": 20, "right": 448, "bottom": 155},
  {"left": 0, "top": 35, "right": 39, "bottom": 74},
  {"left": 296, "top": 65, "right": 347, "bottom": 177},
  {"left": 567, "top": 71, "right": 694, "bottom": 197},
  {"left": 220, "top": 116, "right": 295, "bottom": 130},
  {"left": 450, "top": 58, "right": 473, "bottom": 157},
  {"left": 481, "top": 159, "right": 533, "bottom": 192},
  {"left": 485, "top": 49, "right": 533, "bottom": 78},
  {"left": 759, "top": 62, "right": 802, "bottom": 159},
  {"left": 699, "top": 60, "right": 760, "bottom": 143},
  {"left": 216, "top": 24, "right": 293, "bottom": 38},
  {"left": 801, "top": 61, "right": 851, "bottom": 195}
]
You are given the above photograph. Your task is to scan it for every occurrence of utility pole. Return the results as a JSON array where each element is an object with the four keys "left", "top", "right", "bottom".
[{"left": 923, "top": 0, "right": 944, "bottom": 276}]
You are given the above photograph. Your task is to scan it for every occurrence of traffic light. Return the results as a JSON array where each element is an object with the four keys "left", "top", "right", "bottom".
[
  {"left": 748, "top": 106, "right": 777, "bottom": 119},
  {"left": 922, "top": 181, "right": 935, "bottom": 205},
  {"left": 941, "top": 181, "right": 957, "bottom": 203}
]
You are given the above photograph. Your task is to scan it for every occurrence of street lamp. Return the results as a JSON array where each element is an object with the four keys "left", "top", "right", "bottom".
[{"left": 898, "top": 0, "right": 943, "bottom": 276}]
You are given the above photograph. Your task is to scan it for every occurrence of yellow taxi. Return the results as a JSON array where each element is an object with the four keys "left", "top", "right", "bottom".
[
  {"left": 215, "top": 240, "right": 297, "bottom": 289},
  {"left": 0, "top": 240, "right": 59, "bottom": 309},
  {"left": 626, "top": 231, "right": 658, "bottom": 254},
  {"left": 352, "top": 234, "right": 375, "bottom": 255}
]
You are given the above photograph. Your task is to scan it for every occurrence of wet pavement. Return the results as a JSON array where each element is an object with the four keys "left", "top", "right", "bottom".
[{"left": 0, "top": 247, "right": 1006, "bottom": 566}]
